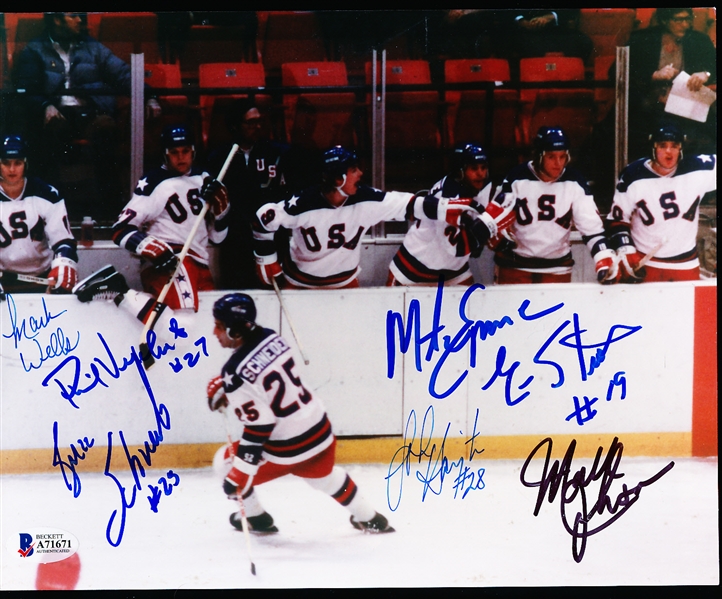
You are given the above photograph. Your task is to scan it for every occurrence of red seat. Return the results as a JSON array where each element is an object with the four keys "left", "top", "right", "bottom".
[
  {"left": 178, "top": 25, "right": 254, "bottom": 82},
  {"left": 281, "top": 62, "right": 357, "bottom": 151},
  {"left": 364, "top": 60, "right": 441, "bottom": 151},
  {"left": 259, "top": 12, "right": 328, "bottom": 82},
  {"left": 634, "top": 8, "right": 656, "bottom": 30},
  {"left": 198, "top": 62, "right": 271, "bottom": 150},
  {"left": 579, "top": 9, "right": 636, "bottom": 62},
  {"left": 97, "top": 12, "right": 161, "bottom": 65},
  {"left": 143, "top": 63, "right": 194, "bottom": 163},
  {"left": 443, "top": 59, "right": 520, "bottom": 152},
  {"left": 518, "top": 57, "right": 595, "bottom": 152}
]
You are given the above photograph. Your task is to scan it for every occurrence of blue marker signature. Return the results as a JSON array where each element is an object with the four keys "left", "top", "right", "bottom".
[
  {"left": 40, "top": 330, "right": 175, "bottom": 409},
  {"left": 386, "top": 278, "right": 642, "bottom": 411},
  {"left": 386, "top": 405, "right": 486, "bottom": 511},
  {"left": 2, "top": 294, "right": 80, "bottom": 371},
  {"left": 51, "top": 421, "right": 94, "bottom": 498},
  {"left": 103, "top": 376, "right": 172, "bottom": 547}
]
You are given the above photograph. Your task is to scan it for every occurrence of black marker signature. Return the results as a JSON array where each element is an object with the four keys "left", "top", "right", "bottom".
[{"left": 520, "top": 436, "right": 674, "bottom": 562}]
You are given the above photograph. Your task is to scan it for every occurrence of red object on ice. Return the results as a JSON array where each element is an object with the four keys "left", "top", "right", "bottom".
[{"left": 35, "top": 552, "right": 81, "bottom": 590}]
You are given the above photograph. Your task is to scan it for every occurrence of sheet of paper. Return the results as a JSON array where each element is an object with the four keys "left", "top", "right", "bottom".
[{"left": 665, "top": 70, "right": 717, "bottom": 123}]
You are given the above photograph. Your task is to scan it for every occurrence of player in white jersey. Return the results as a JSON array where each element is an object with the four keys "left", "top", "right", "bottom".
[
  {"left": 387, "top": 143, "right": 515, "bottom": 286},
  {"left": 206, "top": 293, "right": 395, "bottom": 534},
  {"left": 0, "top": 134, "right": 77, "bottom": 296},
  {"left": 492, "top": 127, "right": 615, "bottom": 284},
  {"left": 253, "top": 146, "right": 509, "bottom": 289},
  {"left": 607, "top": 125, "right": 716, "bottom": 283},
  {"left": 112, "top": 124, "right": 230, "bottom": 310}
]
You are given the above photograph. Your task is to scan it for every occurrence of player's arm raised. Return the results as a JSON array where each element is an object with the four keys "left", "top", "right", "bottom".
[{"left": 252, "top": 202, "right": 286, "bottom": 289}]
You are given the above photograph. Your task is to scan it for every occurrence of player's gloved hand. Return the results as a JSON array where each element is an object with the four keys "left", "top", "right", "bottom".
[
  {"left": 438, "top": 197, "right": 476, "bottom": 226},
  {"left": 254, "top": 252, "right": 284, "bottom": 288},
  {"left": 487, "top": 229, "right": 517, "bottom": 253},
  {"left": 594, "top": 249, "right": 618, "bottom": 284},
  {"left": 48, "top": 257, "right": 78, "bottom": 294},
  {"left": 136, "top": 236, "right": 179, "bottom": 273},
  {"left": 207, "top": 376, "right": 228, "bottom": 412},
  {"left": 223, "top": 455, "right": 257, "bottom": 497},
  {"left": 201, "top": 177, "right": 230, "bottom": 218},
  {"left": 617, "top": 245, "right": 646, "bottom": 283}
]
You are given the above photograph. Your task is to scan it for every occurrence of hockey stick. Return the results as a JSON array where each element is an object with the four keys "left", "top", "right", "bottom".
[
  {"left": 223, "top": 410, "right": 257, "bottom": 576},
  {"left": 0, "top": 272, "right": 52, "bottom": 286},
  {"left": 139, "top": 143, "right": 240, "bottom": 369},
  {"left": 635, "top": 238, "right": 668, "bottom": 272},
  {"left": 272, "top": 277, "right": 310, "bottom": 365}
]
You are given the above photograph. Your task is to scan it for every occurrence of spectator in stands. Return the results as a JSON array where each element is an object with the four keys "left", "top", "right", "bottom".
[
  {"left": 625, "top": 7, "right": 716, "bottom": 160},
  {"left": 12, "top": 12, "right": 161, "bottom": 221},
  {"left": 206, "top": 98, "right": 296, "bottom": 290},
  {"left": 495, "top": 9, "right": 593, "bottom": 77}
]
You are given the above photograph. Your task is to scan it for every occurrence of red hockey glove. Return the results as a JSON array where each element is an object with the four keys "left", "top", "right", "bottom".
[
  {"left": 136, "top": 236, "right": 179, "bottom": 273},
  {"left": 594, "top": 249, "right": 618, "bottom": 284},
  {"left": 48, "top": 257, "right": 78, "bottom": 293},
  {"left": 438, "top": 197, "right": 476, "bottom": 226},
  {"left": 201, "top": 177, "right": 230, "bottom": 218},
  {"left": 254, "top": 252, "right": 284, "bottom": 288},
  {"left": 223, "top": 455, "right": 257, "bottom": 497},
  {"left": 617, "top": 245, "right": 646, "bottom": 284},
  {"left": 207, "top": 376, "right": 228, "bottom": 412}
]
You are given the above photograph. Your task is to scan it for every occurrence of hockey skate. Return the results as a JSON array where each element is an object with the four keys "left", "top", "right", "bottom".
[
  {"left": 230, "top": 511, "right": 279, "bottom": 534},
  {"left": 350, "top": 512, "right": 395, "bottom": 534},
  {"left": 73, "top": 265, "right": 129, "bottom": 303}
]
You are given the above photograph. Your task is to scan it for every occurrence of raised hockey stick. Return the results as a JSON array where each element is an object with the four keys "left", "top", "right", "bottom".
[
  {"left": 272, "top": 277, "right": 310, "bottom": 365},
  {"left": 139, "top": 143, "right": 240, "bottom": 369},
  {"left": 223, "top": 410, "right": 257, "bottom": 576}
]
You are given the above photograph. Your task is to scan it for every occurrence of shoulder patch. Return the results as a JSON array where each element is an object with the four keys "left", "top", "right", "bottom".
[
  {"left": 676, "top": 153, "right": 716, "bottom": 176},
  {"left": 133, "top": 167, "right": 177, "bottom": 196},
  {"left": 24, "top": 178, "right": 64, "bottom": 204}
]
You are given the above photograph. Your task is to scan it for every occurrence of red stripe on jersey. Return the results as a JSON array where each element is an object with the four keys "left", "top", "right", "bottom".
[
  {"left": 242, "top": 424, "right": 275, "bottom": 445},
  {"left": 264, "top": 415, "right": 333, "bottom": 458}
]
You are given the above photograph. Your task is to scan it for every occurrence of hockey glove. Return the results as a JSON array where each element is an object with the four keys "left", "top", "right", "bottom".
[
  {"left": 201, "top": 177, "right": 230, "bottom": 218},
  {"left": 437, "top": 197, "right": 477, "bottom": 226},
  {"left": 223, "top": 454, "right": 258, "bottom": 497},
  {"left": 254, "top": 252, "right": 284, "bottom": 288},
  {"left": 207, "top": 376, "right": 228, "bottom": 412},
  {"left": 616, "top": 245, "right": 646, "bottom": 284},
  {"left": 594, "top": 248, "right": 619, "bottom": 284},
  {"left": 48, "top": 257, "right": 78, "bottom": 293},
  {"left": 136, "top": 236, "right": 179, "bottom": 274}
]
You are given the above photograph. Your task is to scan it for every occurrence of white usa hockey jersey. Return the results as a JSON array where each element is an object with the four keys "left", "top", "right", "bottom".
[
  {"left": 493, "top": 162, "right": 607, "bottom": 274},
  {"left": 0, "top": 177, "right": 76, "bottom": 275},
  {"left": 112, "top": 165, "right": 228, "bottom": 265},
  {"left": 221, "top": 327, "right": 334, "bottom": 465},
  {"left": 607, "top": 154, "right": 716, "bottom": 270},
  {"left": 254, "top": 184, "right": 423, "bottom": 288},
  {"left": 389, "top": 176, "right": 493, "bottom": 285}
]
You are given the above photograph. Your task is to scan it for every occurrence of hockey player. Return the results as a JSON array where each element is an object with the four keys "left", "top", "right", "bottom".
[
  {"left": 387, "top": 143, "right": 515, "bottom": 286},
  {"left": 0, "top": 134, "right": 78, "bottom": 296},
  {"left": 207, "top": 292, "right": 394, "bottom": 534},
  {"left": 111, "top": 124, "right": 230, "bottom": 311},
  {"left": 492, "top": 127, "right": 615, "bottom": 284},
  {"left": 253, "top": 145, "right": 509, "bottom": 289},
  {"left": 606, "top": 125, "right": 716, "bottom": 283}
]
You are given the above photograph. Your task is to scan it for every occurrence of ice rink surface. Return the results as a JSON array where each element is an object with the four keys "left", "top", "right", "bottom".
[{"left": 1, "top": 455, "right": 718, "bottom": 590}]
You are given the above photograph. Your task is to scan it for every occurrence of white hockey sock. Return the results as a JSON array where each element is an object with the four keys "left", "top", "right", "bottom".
[
  {"left": 304, "top": 467, "right": 376, "bottom": 522},
  {"left": 116, "top": 290, "right": 190, "bottom": 346},
  {"left": 238, "top": 488, "right": 265, "bottom": 518}
]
